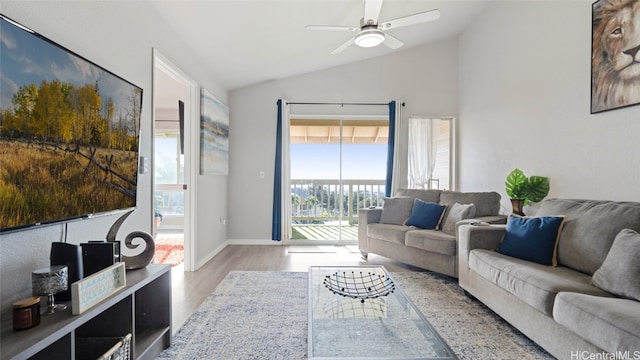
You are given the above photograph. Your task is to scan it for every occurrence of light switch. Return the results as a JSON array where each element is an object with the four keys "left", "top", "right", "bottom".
[{"left": 139, "top": 156, "right": 149, "bottom": 174}]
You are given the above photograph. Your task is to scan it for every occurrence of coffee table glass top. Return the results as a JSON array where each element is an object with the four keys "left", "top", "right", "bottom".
[{"left": 308, "top": 266, "right": 457, "bottom": 360}]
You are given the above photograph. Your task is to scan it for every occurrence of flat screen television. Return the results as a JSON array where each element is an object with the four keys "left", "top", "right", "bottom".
[{"left": 0, "top": 14, "right": 143, "bottom": 233}]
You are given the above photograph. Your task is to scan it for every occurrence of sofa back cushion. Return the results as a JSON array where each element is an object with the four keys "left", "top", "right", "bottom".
[
  {"left": 395, "top": 189, "right": 441, "bottom": 203},
  {"left": 536, "top": 199, "right": 640, "bottom": 275},
  {"left": 379, "top": 197, "right": 415, "bottom": 225},
  {"left": 440, "top": 191, "right": 501, "bottom": 217}
]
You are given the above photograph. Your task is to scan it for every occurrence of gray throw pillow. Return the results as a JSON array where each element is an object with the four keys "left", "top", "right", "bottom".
[
  {"left": 379, "top": 197, "right": 415, "bottom": 225},
  {"left": 442, "top": 203, "right": 476, "bottom": 235},
  {"left": 591, "top": 228, "right": 640, "bottom": 301}
]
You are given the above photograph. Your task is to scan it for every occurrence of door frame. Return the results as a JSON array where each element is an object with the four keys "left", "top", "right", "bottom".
[{"left": 152, "top": 49, "right": 198, "bottom": 271}]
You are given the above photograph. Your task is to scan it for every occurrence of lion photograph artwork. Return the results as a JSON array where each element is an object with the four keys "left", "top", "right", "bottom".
[{"left": 592, "top": 0, "right": 640, "bottom": 113}]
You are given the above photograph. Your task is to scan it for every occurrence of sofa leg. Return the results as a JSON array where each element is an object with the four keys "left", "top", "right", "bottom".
[{"left": 361, "top": 252, "right": 368, "bottom": 261}]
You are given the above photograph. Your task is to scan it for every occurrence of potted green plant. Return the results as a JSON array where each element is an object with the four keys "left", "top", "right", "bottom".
[{"left": 505, "top": 168, "right": 550, "bottom": 215}]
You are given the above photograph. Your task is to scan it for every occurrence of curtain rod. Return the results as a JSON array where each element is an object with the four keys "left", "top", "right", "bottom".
[{"left": 286, "top": 101, "right": 405, "bottom": 107}]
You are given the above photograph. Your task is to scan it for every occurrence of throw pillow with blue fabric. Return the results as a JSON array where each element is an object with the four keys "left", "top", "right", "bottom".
[
  {"left": 405, "top": 199, "right": 447, "bottom": 229},
  {"left": 497, "top": 215, "right": 565, "bottom": 266}
]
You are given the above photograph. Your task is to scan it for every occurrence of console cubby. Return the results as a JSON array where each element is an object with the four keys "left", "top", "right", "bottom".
[
  {"left": 30, "top": 334, "right": 71, "bottom": 360},
  {"left": 1, "top": 264, "right": 171, "bottom": 360},
  {"left": 133, "top": 269, "right": 171, "bottom": 359}
]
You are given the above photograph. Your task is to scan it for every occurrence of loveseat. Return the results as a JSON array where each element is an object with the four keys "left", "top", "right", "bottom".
[
  {"left": 358, "top": 189, "right": 506, "bottom": 277},
  {"left": 458, "top": 198, "right": 640, "bottom": 359}
]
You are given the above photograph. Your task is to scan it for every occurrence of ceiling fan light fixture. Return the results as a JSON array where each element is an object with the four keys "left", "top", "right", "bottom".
[{"left": 354, "top": 28, "right": 385, "bottom": 48}]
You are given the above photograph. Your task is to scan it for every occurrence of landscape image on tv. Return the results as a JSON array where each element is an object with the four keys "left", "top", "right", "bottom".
[{"left": 0, "top": 15, "right": 142, "bottom": 232}]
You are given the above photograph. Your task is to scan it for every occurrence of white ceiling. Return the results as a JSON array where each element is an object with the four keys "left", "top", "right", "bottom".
[{"left": 149, "top": 0, "right": 492, "bottom": 92}]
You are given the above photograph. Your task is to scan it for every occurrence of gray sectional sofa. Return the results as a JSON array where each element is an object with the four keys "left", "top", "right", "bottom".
[
  {"left": 458, "top": 198, "right": 640, "bottom": 358},
  {"left": 358, "top": 189, "right": 506, "bottom": 277}
]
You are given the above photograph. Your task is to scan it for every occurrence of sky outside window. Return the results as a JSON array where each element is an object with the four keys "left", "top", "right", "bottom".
[{"left": 290, "top": 143, "right": 386, "bottom": 180}]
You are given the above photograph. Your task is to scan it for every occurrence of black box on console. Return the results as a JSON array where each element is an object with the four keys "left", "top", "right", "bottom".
[
  {"left": 81, "top": 241, "right": 121, "bottom": 276},
  {"left": 50, "top": 242, "right": 84, "bottom": 301}
]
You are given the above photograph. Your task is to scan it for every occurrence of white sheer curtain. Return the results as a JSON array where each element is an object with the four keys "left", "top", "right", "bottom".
[{"left": 408, "top": 117, "right": 440, "bottom": 189}]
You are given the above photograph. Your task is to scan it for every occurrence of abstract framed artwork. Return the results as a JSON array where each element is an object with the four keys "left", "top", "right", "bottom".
[
  {"left": 200, "top": 88, "right": 229, "bottom": 175},
  {"left": 591, "top": 0, "right": 640, "bottom": 114}
]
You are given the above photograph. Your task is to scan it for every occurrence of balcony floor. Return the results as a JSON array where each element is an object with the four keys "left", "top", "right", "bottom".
[{"left": 292, "top": 224, "right": 358, "bottom": 241}]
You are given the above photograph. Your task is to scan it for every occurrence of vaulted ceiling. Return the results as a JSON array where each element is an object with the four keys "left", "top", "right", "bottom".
[{"left": 149, "top": 1, "right": 491, "bottom": 91}]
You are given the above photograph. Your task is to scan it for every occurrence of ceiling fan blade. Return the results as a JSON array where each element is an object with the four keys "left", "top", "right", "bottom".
[
  {"left": 380, "top": 9, "right": 440, "bottom": 30},
  {"left": 305, "top": 25, "right": 359, "bottom": 32},
  {"left": 364, "top": 0, "right": 384, "bottom": 24},
  {"left": 331, "top": 37, "right": 356, "bottom": 54},
  {"left": 383, "top": 33, "right": 404, "bottom": 49}
]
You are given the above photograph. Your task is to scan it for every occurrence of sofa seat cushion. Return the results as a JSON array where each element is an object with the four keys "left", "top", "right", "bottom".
[
  {"left": 366, "top": 223, "right": 409, "bottom": 245},
  {"left": 405, "top": 230, "right": 456, "bottom": 255},
  {"left": 554, "top": 292, "right": 640, "bottom": 353},
  {"left": 469, "top": 249, "right": 611, "bottom": 315}
]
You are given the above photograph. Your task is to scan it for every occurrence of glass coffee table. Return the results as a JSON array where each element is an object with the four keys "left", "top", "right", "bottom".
[{"left": 308, "top": 266, "right": 457, "bottom": 359}]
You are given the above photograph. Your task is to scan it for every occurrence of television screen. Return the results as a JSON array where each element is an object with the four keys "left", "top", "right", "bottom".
[{"left": 0, "top": 14, "right": 143, "bottom": 233}]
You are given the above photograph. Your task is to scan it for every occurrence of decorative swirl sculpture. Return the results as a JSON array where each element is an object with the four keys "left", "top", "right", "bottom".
[{"left": 106, "top": 210, "right": 156, "bottom": 270}]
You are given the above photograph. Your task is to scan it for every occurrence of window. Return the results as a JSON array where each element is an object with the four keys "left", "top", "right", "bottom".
[
  {"left": 407, "top": 117, "right": 454, "bottom": 190},
  {"left": 154, "top": 132, "right": 185, "bottom": 215}
]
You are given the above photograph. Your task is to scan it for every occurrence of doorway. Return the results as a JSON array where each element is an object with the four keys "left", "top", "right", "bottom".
[
  {"left": 288, "top": 116, "right": 388, "bottom": 244},
  {"left": 152, "top": 50, "right": 197, "bottom": 271}
]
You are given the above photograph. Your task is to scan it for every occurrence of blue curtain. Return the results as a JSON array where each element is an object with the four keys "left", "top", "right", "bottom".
[
  {"left": 272, "top": 100, "right": 283, "bottom": 241},
  {"left": 385, "top": 101, "right": 396, "bottom": 197}
]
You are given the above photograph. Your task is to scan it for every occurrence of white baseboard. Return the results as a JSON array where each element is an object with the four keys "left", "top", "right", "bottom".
[
  {"left": 226, "top": 239, "right": 282, "bottom": 245},
  {"left": 194, "top": 240, "right": 229, "bottom": 270}
]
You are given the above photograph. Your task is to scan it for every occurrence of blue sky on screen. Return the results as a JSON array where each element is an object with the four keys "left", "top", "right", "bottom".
[
  {"left": 0, "top": 17, "right": 137, "bottom": 113},
  {"left": 291, "top": 143, "right": 387, "bottom": 180}
]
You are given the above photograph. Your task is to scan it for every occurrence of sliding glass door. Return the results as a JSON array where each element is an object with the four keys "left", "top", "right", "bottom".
[{"left": 289, "top": 118, "right": 387, "bottom": 243}]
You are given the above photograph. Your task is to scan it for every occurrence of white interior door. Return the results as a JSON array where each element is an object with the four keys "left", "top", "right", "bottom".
[{"left": 152, "top": 50, "right": 198, "bottom": 271}]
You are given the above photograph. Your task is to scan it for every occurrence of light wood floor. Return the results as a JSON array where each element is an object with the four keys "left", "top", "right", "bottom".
[{"left": 169, "top": 245, "right": 426, "bottom": 332}]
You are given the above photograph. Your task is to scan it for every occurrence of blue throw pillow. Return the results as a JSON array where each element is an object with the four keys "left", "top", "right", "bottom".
[
  {"left": 405, "top": 200, "right": 447, "bottom": 229},
  {"left": 497, "top": 215, "right": 565, "bottom": 266}
]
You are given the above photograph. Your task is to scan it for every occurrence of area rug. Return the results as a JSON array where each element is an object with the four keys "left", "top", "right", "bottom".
[
  {"left": 154, "top": 234, "right": 184, "bottom": 266},
  {"left": 156, "top": 271, "right": 554, "bottom": 360}
]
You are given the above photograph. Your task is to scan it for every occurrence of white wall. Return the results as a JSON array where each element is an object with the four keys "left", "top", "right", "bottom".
[
  {"left": 228, "top": 39, "right": 459, "bottom": 241},
  {"left": 0, "top": 1, "right": 228, "bottom": 315},
  {"left": 458, "top": 1, "right": 640, "bottom": 214}
]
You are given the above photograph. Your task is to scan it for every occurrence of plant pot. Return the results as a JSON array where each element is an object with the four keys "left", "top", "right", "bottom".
[{"left": 510, "top": 199, "right": 525, "bottom": 216}]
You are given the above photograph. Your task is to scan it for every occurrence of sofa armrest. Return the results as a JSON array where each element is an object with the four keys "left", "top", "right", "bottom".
[
  {"left": 358, "top": 208, "right": 383, "bottom": 252},
  {"left": 359, "top": 207, "right": 383, "bottom": 224},
  {"left": 473, "top": 215, "right": 508, "bottom": 224},
  {"left": 457, "top": 224, "right": 506, "bottom": 276}
]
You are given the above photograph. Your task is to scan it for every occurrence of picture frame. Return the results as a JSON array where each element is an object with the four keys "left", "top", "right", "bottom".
[
  {"left": 200, "top": 88, "right": 229, "bottom": 175},
  {"left": 591, "top": 0, "right": 640, "bottom": 114},
  {"left": 71, "top": 262, "right": 126, "bottom": 315}
]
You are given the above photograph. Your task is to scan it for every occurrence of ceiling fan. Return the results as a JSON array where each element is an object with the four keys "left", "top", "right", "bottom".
[{"left": 305, "top": 0, "right": 440, "bottom": 54}]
